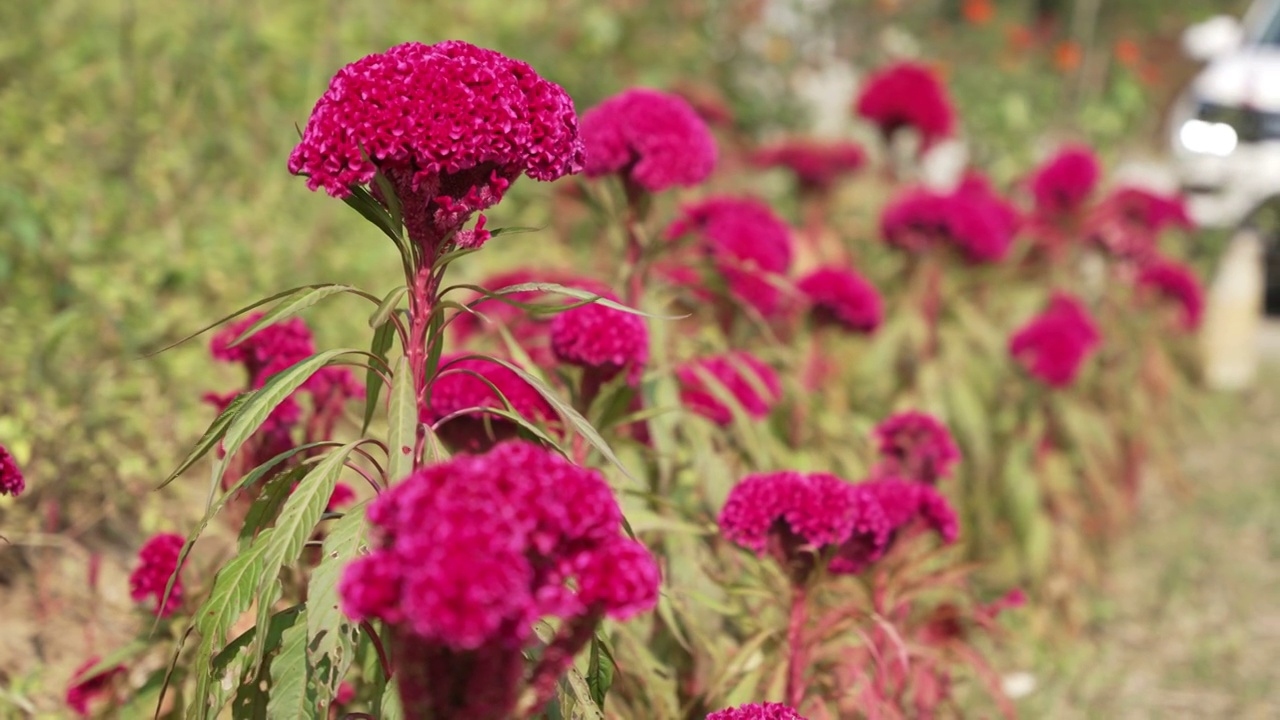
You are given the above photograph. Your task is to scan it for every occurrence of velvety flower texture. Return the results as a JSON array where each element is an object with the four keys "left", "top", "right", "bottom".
[
  {"left": 338, "top": 441, "right": 659, "bottom": 720},
  {"left": 829, "top": 478, "right": 959, "bottom": 575},
  {"left": 581, "top": 88, "right": 717, "bottom": 191},
  {"left": 881, "top": 175, "right": 1020, "bottom": 263},
  {"left": 0, "top": 444, "right": 25, "bottom": 496},
  {"left": 129, "top": 532, "right": 185, "bottom": 617},
  {"left": 1030, "top": 144, "right": 1101, "bottom": 217},
  {"left": 423, "top": 354, "right": 558, "bottom": 451},
  {"left": 751, "top": 139, "right": 867, "bottom": 194},
  {"left": 1136, "top": 257, "right": 1205, "bottom": 330},
  {"left": 66, "top": 658, "right": 125, "bottom": 717},
  {"left": 872, "top": 411, "right": 961, "bottom": 484},
  {"left": 289, "top": 41, "right": 584, "bottom": 253},
  {"left": 667, "top": 197, "right": 794, "bottom": 317},
  {"left": 1009, "top": 293, "right": 1102, "bottom": 388},
  {"left": 706, "top": 702, "right": 809, "bottom": 720},
  {"left": 798, "top": 266, "right": 884, "bottom": 333},
  {"left": 550, "top": 293, "right": 649, "bottom": 383},
  {"left": 676, "top": 352, "right": 781, "bottom": 426},
  {"left": 855, "top": 62, "right": 956, "bottom": 149}
]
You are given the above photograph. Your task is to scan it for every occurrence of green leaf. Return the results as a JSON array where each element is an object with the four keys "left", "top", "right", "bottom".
[
  {"left": 586, "top": 633, "right": 615, "bottom": 710},
  {"left": 369, "top": 286, "right": 408, "bottom": 329},
  {"left": 386, "top": 357, "right": 418, "bottom": 484},
  {"left": 307, "top": 502, "right": 368, "bottom": 708},
  {"left": 229, "top": 285, "right": 363, "bottom": 349},
  {"left": 238, "top": 464, "right": 312, "bottom": 551},
  {"left": 362, "top": 322, "right": 397, "bottom": 435},
  {"left": 159, "top": 390, "right": 252, "bottom": 489},
  {"left": 371, "top": 171, "right": 404, "bottom": 232},
  {"left": 380, "top": 681, "right": 404, "bottom": 720},
  {"left": 342, "top": 184, "right": 403, "bottom": 246},
  {"left": 562, "top": 668, "right": 606, "bottom": 720},
  {"left": 488, "top": 225, "right": 542, "bottom": 238},
  {"left": 266, "top": 609, "right": 317, "bottom": 719},
  {"left": 209, "top": 606, "right": 303, "bottom": 720},
  {"left": 446, "top": 281, "right": 686, "bottom": 320}
]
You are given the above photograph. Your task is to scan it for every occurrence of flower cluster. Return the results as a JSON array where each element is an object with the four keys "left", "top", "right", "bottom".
[
  {"left": 128, "top": 532, "right": 186, "bottom": 618},
  {"left": 339, "top": 441, "right": 659, "bottom": 719},
  {"left": 797, "top": 266, "right": 884, "bottom": 333},
  {"left": 65, "top": 658, "right": 125, "bottom": 717},
  {"left": 881, "top": 175, "right": 1020, "bottom": 263},
  {"left": 707, "top": 703, "right": 809, "bottom": 720},
  {"left": 549, "top": 293, "right": 650, "bottom": 384},
  {"left": 422, "top": 354, "right": 558, "bottom": 451},
  {"left": 1090, "top": 186, "right": 1193, "bottom": 261},
  {"left": 751, "top": 139, "right": 867, "bottom": 195},
  {"left": 872, "top": 411, "right": 961, "bottom": 484},
  {"left": 667, "top": 196, "right": 795, "bottom": 317},
  {"left": 581, "top": 88, "right": 717, "bottom": 192},
  {"left": 855, "top": 62, "right": 956, "bottom": 149},
  {"left": 1009, "top": 293, "right": 1102, "bottom": 388},
  {"left": 676, "top": 351, "right": 781, "bottom": 426},
  {"left": 829, "top": 478, "right": 959, "bottom": 575},
  {"left": 0, "top": 443, "right": 25, "bottom": 496},
  {"left": 289, "top": 41, "right": 584, "bottom": 253},
  {"left": 1029, "top": 144, "right": 1101, "bottom": 217},
  {"left": 1136, "top": 257, "right": 1205, "bottom": 330}
]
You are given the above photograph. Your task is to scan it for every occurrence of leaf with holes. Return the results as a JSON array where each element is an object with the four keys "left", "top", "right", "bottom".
[
  {"left": 307, "top": 501, "right": 368, "bottom": 707},
  {"left": 386, "top": 357, "right": 418, "bottom": 483},
  {"left": 266, "top": 609, "right": 317, "bottom": 719}
]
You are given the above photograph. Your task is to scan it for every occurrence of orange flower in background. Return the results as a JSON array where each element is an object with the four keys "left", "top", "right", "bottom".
[
  {"left": 1006, "top": 24, "right": 1034, "bottom": 53},
  {"left": 1054, "top": 40, "right": 1083, "bottom": 72},
  {"left": 962, "top": 0, "right": 994, "bottom": 25},
  {"left": 1115, "top": 38, "right": 1141, "bottom": 68}
]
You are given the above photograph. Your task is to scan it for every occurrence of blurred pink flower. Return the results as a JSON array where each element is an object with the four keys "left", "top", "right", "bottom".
[
  {"left": 881, "top": 175, "right": 1020, "bottom": 264},
  {"left": 423, "top": 354, "right": 558, "bottom": 451},
  {"left": 0, "top": 444, "right": 25, "bottom": 496},
  {"left": 751, "top": 139, "right": 867, "bottom": 194},
  {"left": 706, "top": 702, "right": 809, "bottom": 719},
  {"left": 855, "top": 62, "right": 956, "bottom": 149},
  {"left": 1009, "top": 293, "right": 1102, "bottom": 388},
  {"left": 581, "top": 88, "right": 717, "bottom": 191},
  {"left": 797, "top": 266, "right": 883, "bottom": 333},
  {"left": 129, "top": 532, "right": 186, "bottom": 617},
  {"left": 289, "top": 41, "right": 583, "bottom": 254},
  {"left": 1029, "top": 144, "right": 1101, "bottom": 217},
  {"left": 1136, "top": 257, "right": 1205, "bottom": 330},
  {"left": 1089, "top": 186, "right": 1193, "bottom": 261},
  {"left": 550, "top": 293, "right": 649, "bottom": 383},
  {"left": 676, "top": 351, "right": 781, "bottom": 426},
  {"left": 66, "top": 657, "right": 125, "bottom": 717},
  {"left": 326, "top": 482, "right": 356, "bottom": 512},
  {"left": 830, "top": 478, "right": 959, "bottom": 575},
  {"left": 872, "top": 411, "right": 961, "bottom": 484}
]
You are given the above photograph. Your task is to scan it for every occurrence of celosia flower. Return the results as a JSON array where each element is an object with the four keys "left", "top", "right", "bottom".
[
  {"left": 872, "top": 411, "right": 961, "bottom": 484},
  {"left": 289, "top": 41, "right": 584, "bottom": 254},
  {"left": 423, "top": 354, "right": 559, "bottom": 451},
  {"left": 549, "top": 293, "right": 649, "bottom": 383},
  {"left": 581, "top": 88, "right": 717, "bottom": 192},
  {"left": 1089, "top": 186, "right": 1193, "bottom": 261},
  {"left": 211, "top": 313, "right": 315, "bottom": 386},
  {"left": 129, "top": 533, "right": 186, "bottom": 618},
  {"left": 338, "top": 441, "right": 659, "bottom": 720},
  {"left": 797, "top": 266, "right": 883, "bottom": 333},
  {"left": 1029, "top": 144, "right": 1101, "bottom": 217},
  {"left": 830, "top": 478, "right": 959, "bottom": 575},
  {"left": 706, "top": 702, "right": 810, "bottom": 720},
  {"left": 334, "top": 681, "right": 356, "bottom": 706},
  {"left": 0, "top": 444, "right": 25, "bottom": 496},
  {"left": 667, "top": 197, "right": 794, "bottom": 317},
  {"left": 66, "top": 658, "right": 125, "bottom": 717},
  {"left": 881, "top": 176, "right": 1019, "bottom": 264},
  {"left": 751, "top": 139, "right": 867, "bottom": 195},
  {"left": 1136, "top": 257, "right": 1205, "bottom": 330},
  {"left": 854, "top": 62, "right": 956, "bottom": 149},
  {"left": 326, "top": 482, "right": 356, "bottom": 512},
  {"left": 1008, "top": 293, "right": 1102, "bottom": 388},
  {"left": 676, "top": 352, "right": 781, "bottom": 426}
]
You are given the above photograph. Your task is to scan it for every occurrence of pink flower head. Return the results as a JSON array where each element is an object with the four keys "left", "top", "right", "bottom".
[
  {"left": 211, "top": 312, "right": 315, "bottom": 386},
  {"left": 667, "top": 196, "right": 794, "bottom": 317},
  {"left": 550, "top": 293, "right": 649, "bottom": 383},
  {"left": 129, "top": 532, "right": 186, "bottom": 617},
  {"left": 881, "top": 177, "right": 1019, "bottom": 263},
  {"left": 1136, "top": 257, "right": 1205, "bottom": 330},
  {"left": 855, "top": 62, "right": 956, "bottom": 149},
  {"left": 751, "top": 139, "right": 867, "bottom": 194},
  {"left": 707, "top": 703, "right": 810, "bottom": 720},
  {"left": 1029, "top": 144, "right": 1101, "bottom": 217},
  {"left": 289, "top": 41, "right": 584, "bottom": 255},
  {"left": 581, "top": 88, "right": 717, "bottom": 192},
  {"left": 1009, "top": 292, "right": 1102, "bottom": 388},
  {"left": 676, "top": 351, "right": 781, "bottom": 426},
  {"left": 830, "top": 479, "right": 959, "bottom": 575},
  {"left": 66, "top": 657, "right": 125, "bottom": 717},
  {"left": 326, "top": 482, "right": 356, "bottom": 512},
  {"left": 424, "top": 354, "right": 559, "bottom": 451},
  {"left": 1089, "top": 186, "right": 1193, "bottom": 261},
  {"left": 872, "top": 411, "right": 961, "bottom": 484},
  {"left": 797, "top": 266, "right": 884, "bottom": 333},
  {"left": 338, "top": 441, "right": 659, "bottom": 718},
  {"left": 0, "top": 444, "right": 25, "bottom": 496}
]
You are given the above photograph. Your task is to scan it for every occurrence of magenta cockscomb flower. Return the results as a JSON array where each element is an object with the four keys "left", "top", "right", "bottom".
[
  {"left": 326, "top": 482, "right": 356, "bottom": 512},
  {"left": 289, "top": 41, "right": 584, "bottom": 254},
  {"left": 855, "top": 62, "right": 956, "bottom": 149},
  {"left": 129, "top": 532, "right": 186, "bottom": 618},
  {"left": 1136, "top": 257, "right": 1205, "bottom": 330},
  {"left": 751, "top": 139, "right": 867, "bottom": 195},
  {"left": 706, "top": 702, "right": 810, "bottom": 720},
  {"left": 872, "top": 411, "right": 961, "bottom": 484},
  {"left": 581, "top": 88, "right": 717, "bottom": 192},
  {"left": 424, "top": 355, "right": 559, "bottom": 451},
  {"left": 676, "top": 351, "right": 781, "bottom": 426},
  {"left": 881, "top": 177, "right": 1020, "bottom": 264},
  {"left": 211, "top": 313, "right": 315, "bottom": 386},
  {"left": 1009, "top": 293, "right": 1102, "bottom": 388},
  {"left": 1029, "top": 144, "right": 1101, "bottom": 217},
  {"left": 66, "top": 658, "right": 125, "bottom": 717},
  {"left": 550, "top": 293, "right": 649, "bottom": 383},
  {"left": 0, "top": 444, "right": 25, "bottom": 496},
  {"left": 1089, "top": 187, "right": 1193, "bottom": 261},
  {"left": 667, "top": 196, "right": 794, "bottom": 317},
  {"left": 338, "top": 441, "right": 659, "bottom": 720},
  {"left": 798, "top": 266, "right": 884, "bottom": 333},
  {"left": 830, "top": 478, "right": 959, "bottom": 575}
]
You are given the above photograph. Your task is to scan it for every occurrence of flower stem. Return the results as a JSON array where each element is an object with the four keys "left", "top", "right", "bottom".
[{"left": 786, "top": 583, "right": 810, "bottom": 709}]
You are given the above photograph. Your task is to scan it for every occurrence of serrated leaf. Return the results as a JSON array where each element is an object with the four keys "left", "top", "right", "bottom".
[
  {"left": 266, "top": 609, "right": 317, "bottom": 719},
  {"left": 229, "top": 285, "right": 362, "bottom": 348},
  {"left": 207, "top": 606, "right": 303, "bottom": 720},
  {"left": 238, "top": 464, "right": 313, "bottom": 551},
  {"left": 362, "top": 322, "right": 397, "bottom": 435},
  {"left": 307, "top": 502, "right": 368, "bottom": 707},
  {"left": 159, "top": 390, "right": 252, "bottom": 489},
  {"left": 386, "top": 357, "right": 418, "bottom": 483}
]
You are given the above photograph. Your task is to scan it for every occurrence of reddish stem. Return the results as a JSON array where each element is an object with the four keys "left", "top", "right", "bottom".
[{"left": 786, "top": 583, "right": 809, "bottom": 709}]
